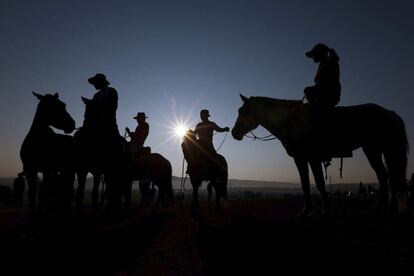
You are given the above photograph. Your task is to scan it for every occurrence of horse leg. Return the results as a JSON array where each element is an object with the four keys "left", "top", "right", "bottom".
[
  {"left": 75, "top": 170, "right": 88, "bottom": 212},
  {"left": 139, "top": 179, "right": 151, "bottom": 207},
  {"left": 207, "top": 182, "right": 213, "bottom": 202},
  {"left": 123, "top": 177, "right": 133, "bottom": 211},
  {"left": 191, "top": 179, "right": 201, "bottom": 214},
  {"left": 57, "top": 169, "right": 75, "bottom": 218},
  {"left": 153, "top": 181, "right": 163, "bottom": 214},
  {"left": 211, "top": 180, "right": 221, "bottom": 211},
  {"left": 309, "top": 160, "right": 332, "bottom": 218},
  {"left": 294, "top": 157, "right": 313, "bottom": 218},
  {"left": 91, "top": 171, "right": 102, "bottom": 210},
  {"left": 25, "top": 170, "right": 38, "bottom": 215},
  {"left": 363, "top": 147, "right": 389, "bottom": 215},
  {"left": 39, "top": 172, "right": 54, "bottom": 217},
  {"left": 384, "top": 149, "right": 408, "bottom": 215}
]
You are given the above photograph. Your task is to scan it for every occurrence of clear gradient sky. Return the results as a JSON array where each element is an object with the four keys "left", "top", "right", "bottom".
[{"left": 1, "top": 0, "right": 413, "bottom": 184}]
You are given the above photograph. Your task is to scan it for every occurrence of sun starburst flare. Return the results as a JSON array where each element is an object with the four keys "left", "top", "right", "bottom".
[{"left": 174, "top": 124, "right": 188, "bottom": 139}]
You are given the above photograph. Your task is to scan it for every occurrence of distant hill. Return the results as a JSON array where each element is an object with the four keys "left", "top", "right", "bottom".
[
  {"left": 171, "top": 176, "right": 299, "bottom": 188},
  {"left": 0, "top": 177, "right": 378, "bottom": 194}
]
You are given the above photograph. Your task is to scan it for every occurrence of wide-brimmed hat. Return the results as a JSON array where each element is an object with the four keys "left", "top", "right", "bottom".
[
  {"left": 305, "top": 43, "right": 329, "bottom": 58},
  {"left": 200, "top": 109, "right": 210, "bottom": 117},
  {"left": 88, "top": 73, "right": 110, "bottom": 86},
  {"left": 134, "top": 112, "right": 148, "bottom": 119}
]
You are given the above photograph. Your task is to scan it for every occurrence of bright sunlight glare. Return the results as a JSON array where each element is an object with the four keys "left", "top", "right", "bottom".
[{"left": 175, "top": 124, "right": 188, "bottom": 139}]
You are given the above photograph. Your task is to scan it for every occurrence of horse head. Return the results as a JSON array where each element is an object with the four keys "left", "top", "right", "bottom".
[
  {"left": 80, "top": 96, "right": 100, "bottom": 129},
  {"left": 32, "top": 91, "right": 75, "bottom": 134},
  {"left": 231, "top": 94, "right": 259, "bottom": 140},
  {"left": 181, "top": 129, "right": 199, "bottom": 161}
]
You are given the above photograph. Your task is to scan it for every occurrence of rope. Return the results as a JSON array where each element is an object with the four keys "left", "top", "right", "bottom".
[
  {"left": 215, "top": 131, "right": 228, "bottom": 152},
  {"left": 179, "top": 155, "right": 192, "bottom": 195}
]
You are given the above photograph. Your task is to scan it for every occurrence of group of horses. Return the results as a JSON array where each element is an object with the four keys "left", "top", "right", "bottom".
[
  {"left": 20, "top": 91, "right": 411, "bottom": 219},
  {"left": 20, "top": 92, "right": 175, "bottom": 217}
]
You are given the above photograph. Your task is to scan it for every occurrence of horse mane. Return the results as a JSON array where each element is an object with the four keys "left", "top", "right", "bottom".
[{"left": 250, "top": 96, "right": 303, "bottom": 108}]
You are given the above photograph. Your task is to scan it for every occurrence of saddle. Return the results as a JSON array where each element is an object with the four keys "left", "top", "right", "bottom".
[
  {"left": 307, "top": 107, "right": 353, "bottom": 160},
  {"left": 126, "top": 143, "right": 151, "bottom": 173}
]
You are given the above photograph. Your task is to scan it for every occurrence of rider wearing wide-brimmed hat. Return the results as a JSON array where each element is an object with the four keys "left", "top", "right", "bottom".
[
  {"left": 88, "top": 73, "right": 122, "bottom": 174},
  {"left": 126, "top": 112, "right": 149, "bottom": 148},
  {"left": 88, "top": 73, "right": 119, "bottom": 132},
  {"left": 304, "top": 43, "right": 341, "bottom": 110}
]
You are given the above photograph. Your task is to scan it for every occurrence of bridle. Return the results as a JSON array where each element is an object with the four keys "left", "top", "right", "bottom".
[{"left": 244, "top": 131, "right": 276, "bottom": 141}]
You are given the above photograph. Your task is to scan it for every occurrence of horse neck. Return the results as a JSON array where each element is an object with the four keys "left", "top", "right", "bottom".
[
  {"left": 252, "top": 97, "right": 303, "bottom": 136},
  {"left": 29, "top": 105, "right": 53, "bottom": 134}
]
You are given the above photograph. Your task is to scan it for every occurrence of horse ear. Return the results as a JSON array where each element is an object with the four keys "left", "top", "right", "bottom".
[
  {"left": 32, "top": 91, "right": 44, "bottom": 100},
  {"left": 81, "top": 96, "right": 91, "bottom": 104},
  {"left": 53, "top": 93, "right": 59, "bottom": 98},
  {"left": 240, "top": 93, "right": 249, "bottom": 103}
]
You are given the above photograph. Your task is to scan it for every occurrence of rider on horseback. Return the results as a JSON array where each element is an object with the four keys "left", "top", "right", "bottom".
[
  {"left": 194, "top": 109, "right": 229, "bottom": 160},
  {"left": 304, "top": 43, "right": 341, "bottom": 111},
  {"left": 125, "top": 112, "right": 150, "bottom": 166},
  {"left": 126, "top": 112, "right": 149, "bottom": 148},
  {"left": 89, "top": 73, "right": 119, "bottom": 135},
  {"left": 303, "top": 44, "right": 352, "bottom": 159},
  {"left": 88, "top": 73, "right": 123, "bottom": 164}
]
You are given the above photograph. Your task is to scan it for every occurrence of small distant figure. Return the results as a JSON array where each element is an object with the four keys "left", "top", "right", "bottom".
[
  {"left": 304, "top": 43, "right": 341, "bottom": 111},
  {"left": 193, "top": 109, "right": 229, "bottom": 158},
  {"left": 13, "top": 172, "right": 25, "bottom": 205}
]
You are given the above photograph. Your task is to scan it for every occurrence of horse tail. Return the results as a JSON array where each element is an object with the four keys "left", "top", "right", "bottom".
[
  {"left": 165, "top": 157, "right": 173, "bottom": 197},
  {"left": 217, "top": 154, "right": 228, "bottom": 200},
  {"left": 384, "top": 111, "right": 409, "bottom": 192}
]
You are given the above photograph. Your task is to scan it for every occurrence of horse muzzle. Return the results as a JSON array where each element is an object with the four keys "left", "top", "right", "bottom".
[{"left": 231, "top": 128, "right": 243, "bottom": 141}]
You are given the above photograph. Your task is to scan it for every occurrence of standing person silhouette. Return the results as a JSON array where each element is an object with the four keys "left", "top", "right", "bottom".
[
  {"left": 304, "top": 43, "right": 341, "bottom": 111},
  {"left": 194, "top": 109, "right": 229, "bottom": 159},
  {"left": 88, "top": 73, "right": 122, "bottom": 214}
]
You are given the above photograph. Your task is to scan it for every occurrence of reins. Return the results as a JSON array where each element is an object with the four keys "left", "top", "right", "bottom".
[{"left": 244, "top": 131, "right": 277, "bottom": 141}]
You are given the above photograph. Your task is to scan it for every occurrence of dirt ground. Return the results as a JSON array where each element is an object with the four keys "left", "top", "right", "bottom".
[{"left": 1, "top": 194, "right": 414, "bottom": 275}]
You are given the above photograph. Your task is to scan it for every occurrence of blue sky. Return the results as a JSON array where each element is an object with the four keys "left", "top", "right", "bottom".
[{"left": 1, "top": 0, "right": 413, "bottom": 183}]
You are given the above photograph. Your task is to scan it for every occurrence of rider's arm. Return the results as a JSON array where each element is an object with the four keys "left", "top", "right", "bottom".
[
  {"left": 213, "top": 123, "right": 229, "bottom": 132},
  {"left": 125, "top": 127, "right": 133, "bottom": 136}
]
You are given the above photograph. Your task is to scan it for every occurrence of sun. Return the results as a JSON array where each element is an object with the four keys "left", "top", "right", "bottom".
[{"left": 175, "top": 124, "right": 188, "bottom": 139}]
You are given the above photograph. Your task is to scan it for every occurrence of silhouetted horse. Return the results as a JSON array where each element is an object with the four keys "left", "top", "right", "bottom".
[
  {"left": 123, "top": 142, "right": 174, "bottom": 210},
  {"left": 232, "top": 95, "right": 408, "bottom": 217},
  {"left": 74, "top": 97, "right": 104, "bottom": 211},
  {"left": 20, "top": 92, "right": 76, "bottom": 216},
  {"left": 76, "top": 97, "right": 173, "bottom": 211},
  {"left": 182, "top": 130, "right": 228, "bottom": 212}
]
